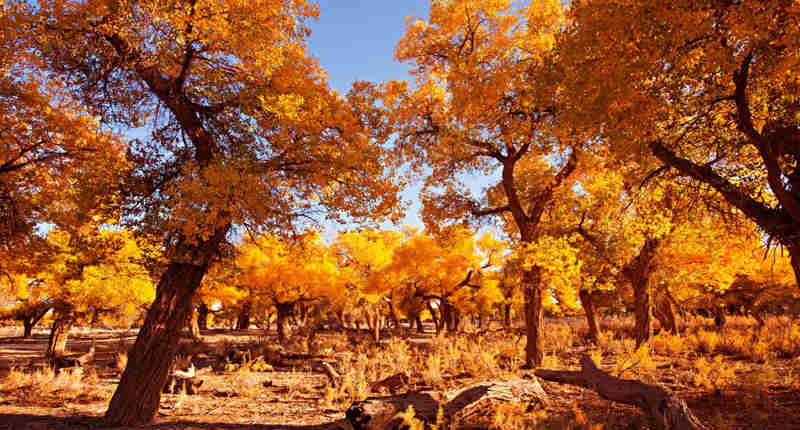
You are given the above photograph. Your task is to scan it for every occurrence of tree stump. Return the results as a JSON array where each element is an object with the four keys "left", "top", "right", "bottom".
[
  {"left": 345, "top": 378, "right": 548, "bottom": 430},
  {"left": 535, "top": 355, "right": 709, "bottom": 430}
]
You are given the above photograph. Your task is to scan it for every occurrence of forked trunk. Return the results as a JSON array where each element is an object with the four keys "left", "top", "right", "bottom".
[
  {"left": 579, "top": 289, "right": 599, "bottom": 344},
  {"left": 46, "top": 308, "right": 74, "bottom": 357},
  {"left": 523, "top": 267, "right": 544, "bottom": 368},
  {"left": 104, "top": 261, "right": 209, "bottom": 426}
]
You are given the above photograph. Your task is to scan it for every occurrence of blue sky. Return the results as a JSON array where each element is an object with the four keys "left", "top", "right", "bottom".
[
  {"left": 308, "top": 0, "right": 430, "bottom": 94},
  {"left": 308, "top": 1, "right": 432, "bottom": 230}
]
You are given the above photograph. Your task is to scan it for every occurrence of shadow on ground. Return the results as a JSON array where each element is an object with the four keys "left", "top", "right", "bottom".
[{"left": 0, "top": 413, "right": 344, "bottom": 430}]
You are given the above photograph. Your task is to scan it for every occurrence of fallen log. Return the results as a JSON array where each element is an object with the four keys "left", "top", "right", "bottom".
[
  {"left": 534, "top": 355, "right": 709, "bottom": 430},
  {"left": 49, "top": 344, "right": 95, "bottom": 371},
  {"left": 346, "top": 378, "right": 547, "bottom": 430}
]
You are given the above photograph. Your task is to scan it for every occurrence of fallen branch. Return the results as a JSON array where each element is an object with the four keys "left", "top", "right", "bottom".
[
  {"left": 346, "top": 378, "right": 547, "bottom": 430},
  {"left": 535, "top": 355, "right": 709, "bottom": 430}
]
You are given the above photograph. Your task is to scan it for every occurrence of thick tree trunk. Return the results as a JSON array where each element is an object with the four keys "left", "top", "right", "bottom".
[
  {"left": 579, "top": 289, "right": 600, "bottom": 344},
  {"left": 197, "top": 302, "right": 209, "bottom": 331},
  {"left": 236, "top": 301, "right": 251, "bottom": 330},
  {"left": 503, "top": 303, "right": 511, "bottom": 328},
  {"left": 46, "top": 308, "right": 74, "bottom": 357},
  {"left": 416, "top": 315, "right": 424, "bottom": 333},
  {"left": 536, "top": 355, "right": 709, "bottom": 430},
  {"left": 523, "top": 267, "right": 544, "bottom": 368},
  {"left": 103, "top": 261, "right": 210, "bottom": 426}
]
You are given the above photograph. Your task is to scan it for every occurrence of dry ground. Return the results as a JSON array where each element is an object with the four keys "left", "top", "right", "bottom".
[{"left": 1, "top": 316, "right": 799, "bottom": 429}]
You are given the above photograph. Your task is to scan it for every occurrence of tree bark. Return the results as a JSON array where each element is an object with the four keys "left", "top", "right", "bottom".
[
  {"left": 188, "top": 305, "right": 201, "bottom": 339},
  {"left": 427, "top": 302, "right": 440, "bottom": 335},
  {"left": 346, "top": 378, "right": 548, "bottom": 430},
  {"left": 633, "top": 280, "right": 652, "bottom": 347},
  {"left": 236, "top": 301, "right": 251, "bottom": 330},
  {"left": 416, "top": 315, "right": 424, "bottom": 333},
  {"left": 197, "top": 302, "right": 209, "bottom": 331},
  {"left": 580, "top": 289, "right": 600, "bottom": 344},
  {"left": 653, "top": 290, "right": 677, "bottom": 334},
  {"left": 46, "top": 306, "right": 74, "bottom": 357},
  {"left": 536, "top": 355, "right": 709, "bottom": 430},
  {"left": 23, "top": 319, "right": 34, "bottom": 338},
  {"left": 103, "top": 260, "right": 211, "bottom": 426},
  {"left": 523, "top": 267, "right": 544, "bottom": 367},
  {"left": 503, "top": 303, "right": 511, "bottom": 328},
  {"left": 276, "top": 302, "right": 292, "bottom": 344}
]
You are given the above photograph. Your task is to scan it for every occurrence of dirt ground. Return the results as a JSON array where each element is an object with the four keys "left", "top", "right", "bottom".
[{"left": 1, "top": 319, "right": 799, "bottom": 430}]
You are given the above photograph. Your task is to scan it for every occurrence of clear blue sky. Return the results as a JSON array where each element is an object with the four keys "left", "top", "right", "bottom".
[
  {"left": 308, "top": 0, "right": 430, "bottom": 94},
  {"left": 308, "top": 1, "right": 432, "bottom": 231},
  {"left": 307, "top": 1, "right": 501, "bottom": 236}
]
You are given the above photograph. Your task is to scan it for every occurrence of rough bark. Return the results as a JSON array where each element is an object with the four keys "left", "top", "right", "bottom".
[
  {"left": 523, "top": 267, "right": 544, "bottom": 367},
  {"left": 579, "top": 289, "right": 600, "bottom": 344},
  {"left": 103, "top": 260, "right": 212, "bottom": 426},
  {"left": 346, "top": 378, "right": 548, "bottom": 430},
  {"left": 236, "top": 301, "right": 251, "bottom": 330},
  {"left": 188, "top": 305, "right": 201, "bottom": 339},
  {"left": 276, "top": 302, "right": 292, "bottom": 344},
  {"left": 713, "top": 306, "right": 726, "bottom": 329},
  {"left": 197, "top": 302, "right": 209, "bottom": 331},
  {"left": 653, "top": 290, "right": 677, "bottom": 334},
  {"left": 633, "top": 281, "right": 652, "bottom": 346},
  {"left": 535, "top": 355, "right": 709, "bottom": 430},
  {"left": 46, "top": 306, "right": 74, "bottom": 358}
]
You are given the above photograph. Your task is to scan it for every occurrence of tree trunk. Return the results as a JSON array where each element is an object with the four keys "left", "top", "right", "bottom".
[
  {"left": 197, "top": 302, "right": 209, "bottom": 331},
  {"left": 580, "top": 289, "right": 600, "bottom": 344},
  {"left": 503, "top": 303, "right": 511, "bottom": 328},
  {"left": 276, "top": 302, "right": 292, "bottom": 344},
  {"left": 236, "top": 301, "right": 251, "bottom": 330},
  {"left": 713, "top": 306, "right": 726, "bottom": 329},
  {"left": 653, "top": 290, "right": 677, "bottom": 334},
  {"left": 103, "top": 261, "right": 210, "bottom": 426},
  {"left": 427, "top": 302, "right": 440, "bottom": 335},
  {"left": 188, "top": 305, "right": 201, "bottom": 339},
  {"left": 633, "top": 279, "right": 652, "bottom": 347},
  {"left": 416, "top": 315, "right": 424, "bottom": 333},
  {"left": 23, "top": 318, "right": 34, "bottom": 338},
  {"left": 46, "top": 307, "right": 74, "bottom": 357},
  {"left": 523, "top": 267, "right": 544, "bottom": 368}
]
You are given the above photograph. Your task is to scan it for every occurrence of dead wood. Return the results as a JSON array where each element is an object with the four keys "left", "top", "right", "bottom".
[
  {"left": 49, "top": 344, "right": 95, "bottom": 371},
  {"left": 162, "top": 375, "right": 204, "bottom": 394},
  {"left": 535, "top": 355, "right": 709, "bottom": 430},
  {"left": 346, "top": 377, "right": 547, "bottom": 430}
]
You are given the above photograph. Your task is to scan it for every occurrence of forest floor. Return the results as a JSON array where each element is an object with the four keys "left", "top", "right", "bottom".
[{"left": 0, "top": 316, "right": 799, "bottom": 430}]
